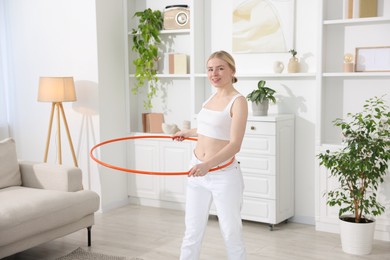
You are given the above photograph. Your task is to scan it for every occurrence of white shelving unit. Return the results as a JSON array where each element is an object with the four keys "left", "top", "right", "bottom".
[
  {"left": 126, "top": 0, "right": 208, "bottom": 133},
  {"left": 315, "top": 0, "right": 390, "bottom": 241},
  {"left": 125, "top": 0, "right": 208, "bottom": 210},
  {"left": 316, "top": 0, "right": 390, "bottom": 146}
]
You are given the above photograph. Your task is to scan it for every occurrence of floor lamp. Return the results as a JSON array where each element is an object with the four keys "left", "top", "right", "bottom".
[{"left": 38, "top": 77, "right": 78, "bottom": 167}]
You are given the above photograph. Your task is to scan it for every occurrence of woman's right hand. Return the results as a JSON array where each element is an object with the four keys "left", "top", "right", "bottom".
[
  {"left": 172, "top": 130, "right": 188, "bottom": 142},
  {"left": 172, "top": 129, "right": 196, "bottom": 142}
]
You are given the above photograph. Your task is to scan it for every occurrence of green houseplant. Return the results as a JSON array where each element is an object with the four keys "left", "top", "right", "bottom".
[
  {"left": 131, "top": 8, "right": 163, "bottom": 109},
  {"left": 317, "top": 96, "right": 390, "bottom": 255},
  {"left": 246, "top": 80, "right": 276, "bottom": 116}
]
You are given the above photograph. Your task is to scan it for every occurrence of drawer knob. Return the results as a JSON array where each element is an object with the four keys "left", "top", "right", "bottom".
[{"left": 250, "top": 126, "right": 256, "bottom": 130}]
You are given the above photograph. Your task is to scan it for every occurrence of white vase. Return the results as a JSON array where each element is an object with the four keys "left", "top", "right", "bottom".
[
  {"left": 273, "top": 61, "right": 284, "bottom": 73},
  {"left": 252, "top": 100, "right": 269, "bottom": 116},
  {"left": 339, "top": 215, "right": 376, "bottom": 255}
]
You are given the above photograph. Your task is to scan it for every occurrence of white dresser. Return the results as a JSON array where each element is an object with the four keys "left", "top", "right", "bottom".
[{"left": 234, "top": 114, "right": 295, "bottom": 230}]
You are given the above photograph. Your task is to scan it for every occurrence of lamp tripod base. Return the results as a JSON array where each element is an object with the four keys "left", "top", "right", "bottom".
[{"left": 44, "top": 102, "right": 78, "bottom": 167}]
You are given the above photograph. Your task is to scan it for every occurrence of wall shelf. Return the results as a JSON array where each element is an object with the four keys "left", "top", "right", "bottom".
[
  {"left": 193, "top": 73, "right": 316, "bottom": 79},
  {"left": 324, "top": 17, "right": 390, "bottom": 26},
  {"left": 129, "top": 74, "right": 191, "bottom": 78},
  {"left": 237, "top": 73, "right": 316, "bottom": 78},
  {"left": 323, "top": 72, "right": 390, "bottom": 77},
  {"left": 160, "top": 29, "right": 190, "bottom": 34}
]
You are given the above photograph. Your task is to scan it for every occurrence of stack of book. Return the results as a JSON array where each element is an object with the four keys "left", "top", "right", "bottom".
[
  {"left": 164, "top": 53, "right": 188, "bottom": 74},
  {"left": 343, "top": 0, "right": 378, "bottom": 19}
]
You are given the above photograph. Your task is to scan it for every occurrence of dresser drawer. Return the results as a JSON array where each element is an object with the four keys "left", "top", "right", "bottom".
[
  {"left": 245, "top": 121, "right": 275, "bottom": 135},
  {"left": 240, "top": 135, "right": 275, "bottom": 155},
  {"left": 243, "top": 174, "right": 275, "bottom": 199},
  {"left": 241, "top": 197, "right": 276, "bottom": 223},
  {"left": 237, "top": 155, "right": 275, "bottom": 176}
]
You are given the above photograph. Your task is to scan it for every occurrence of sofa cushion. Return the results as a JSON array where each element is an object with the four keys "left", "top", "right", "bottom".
[
  {"left": 0, "top": 186, "right": 100, "bottom": 246},
  {"left": 0, "top": 138, "right": 21, "bottom": 188}
]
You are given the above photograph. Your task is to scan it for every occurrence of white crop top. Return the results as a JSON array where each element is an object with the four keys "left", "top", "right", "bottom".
[{"left": 197, "top": 93, "right": 242, "bottom": 141}]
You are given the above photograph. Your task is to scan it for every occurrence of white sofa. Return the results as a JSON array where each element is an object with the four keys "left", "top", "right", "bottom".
[{"left": 0, "top": 138, "right": 100, "bottom": 259}]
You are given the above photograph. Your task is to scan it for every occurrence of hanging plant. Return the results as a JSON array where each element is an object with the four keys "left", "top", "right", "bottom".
[{"left": 131, "top": 8, "right": 163, "bottom": 109}]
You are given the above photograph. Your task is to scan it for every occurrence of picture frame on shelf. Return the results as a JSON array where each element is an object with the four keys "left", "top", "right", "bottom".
[{"left": 355, "top": 46, "right": 390, "bottom": 72}]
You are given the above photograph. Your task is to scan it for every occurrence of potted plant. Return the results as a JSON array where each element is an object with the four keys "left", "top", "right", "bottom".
[
  {"left": 317, "top": 96, "right": 390, "bottom": 255},
  {"left": 287, "top": 49, "right": 299, "bottom": 73},
  {"left": 246, "top": 80, "right": 276, "bottom": 116},
  {"left": 131, "top": 8, "right": 163, "bottom": 109}
]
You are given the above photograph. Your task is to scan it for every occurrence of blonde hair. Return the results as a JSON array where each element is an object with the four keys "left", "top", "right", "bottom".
[{"left": 207, "top": 50, "right": 238, "bottom": 83}]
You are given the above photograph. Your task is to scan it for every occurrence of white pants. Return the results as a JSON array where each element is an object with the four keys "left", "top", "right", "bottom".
[{"left": 180, "top": 154, "right": 246, "bottom": 260}]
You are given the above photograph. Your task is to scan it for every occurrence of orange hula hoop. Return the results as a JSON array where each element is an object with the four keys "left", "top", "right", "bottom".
[{"left": 89, "top": 135, "right": 235, "bottom": 176}]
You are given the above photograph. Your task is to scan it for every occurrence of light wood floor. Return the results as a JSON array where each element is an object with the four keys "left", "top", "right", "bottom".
[{"left": 4, "top": 204, "right": 390, "bottom": 260}]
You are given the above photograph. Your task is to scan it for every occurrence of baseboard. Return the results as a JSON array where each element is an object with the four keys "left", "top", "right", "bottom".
[
  {"left": 129, "top": 197, "right": 186, "bottom": 211},
  {"left": 100, "top": 197, "right": 131, "bottom": 213},
  {"left": 290, "top": 215, "right": 316, "bottom": 225}
]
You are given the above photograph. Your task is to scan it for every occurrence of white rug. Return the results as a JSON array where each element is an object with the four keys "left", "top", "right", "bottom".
[{"left": 56, "top": 247, "right": 143, "bottom": 260}]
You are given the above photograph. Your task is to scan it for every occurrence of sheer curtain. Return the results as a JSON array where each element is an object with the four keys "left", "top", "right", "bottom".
[{"left": 0, "top": 0, "right": 9, "bottom": 139}]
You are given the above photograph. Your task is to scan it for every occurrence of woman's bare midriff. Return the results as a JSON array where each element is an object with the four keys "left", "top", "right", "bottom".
[{"left": 194, "top": 134, "right": 230, "bottom": 162}]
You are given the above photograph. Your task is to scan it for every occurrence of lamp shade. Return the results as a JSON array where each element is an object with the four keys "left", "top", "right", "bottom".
[{"left": 38, "top": 77, "right": 77, "bottom": 102}]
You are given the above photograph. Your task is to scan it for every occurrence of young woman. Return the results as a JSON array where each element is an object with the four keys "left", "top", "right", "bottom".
[{"left": 173, "top": 50, "right": 248, "bottom": 260}]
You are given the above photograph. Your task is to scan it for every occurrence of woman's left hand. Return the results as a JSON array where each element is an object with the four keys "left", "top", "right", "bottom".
[{"left": 188, "top": 163, "right": 211, "bottom": 177}]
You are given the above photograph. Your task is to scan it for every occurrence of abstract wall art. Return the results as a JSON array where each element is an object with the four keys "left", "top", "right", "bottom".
[{"left": 232, "top": 0, "right": 295, "bottom": 53}]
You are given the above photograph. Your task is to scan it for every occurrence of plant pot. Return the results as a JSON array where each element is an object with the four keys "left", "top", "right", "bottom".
[
  {"left": 252, "top": 100, "right": 269, "bottom": 116},
  {"left": 339, "top": 215, "right": 376, "bottom": 255},
  {"left": 287, "top": 57, "right": 299, "bottom": 73}
]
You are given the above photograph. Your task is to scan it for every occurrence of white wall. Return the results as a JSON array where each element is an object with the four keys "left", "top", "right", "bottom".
[
  {"left": 95, "top": 0, "right": 129, "bottom": 211},
  {"left": 4, "top": 0, "right": 128, "bottom": 211},
  {"left": 4, "top": 0, "right": 99, "bottom": 158}
]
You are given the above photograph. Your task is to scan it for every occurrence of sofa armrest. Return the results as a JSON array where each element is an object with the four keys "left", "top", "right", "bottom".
[{"left": 19, "top": 161, "right": 83, "bottom": 192}]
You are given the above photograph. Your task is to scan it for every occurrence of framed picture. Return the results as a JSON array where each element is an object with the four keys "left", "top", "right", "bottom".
[
  {"left": 232, "top": 0, "right": 295, "bottom": 53},
  {"left": 355, "top": 46, "right": 390, "bottom": 72}
]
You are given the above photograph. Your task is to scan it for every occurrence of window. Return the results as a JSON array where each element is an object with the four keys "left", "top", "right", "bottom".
[{"left": 0, "top": 0, "right": 9, "bottom": 138}]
